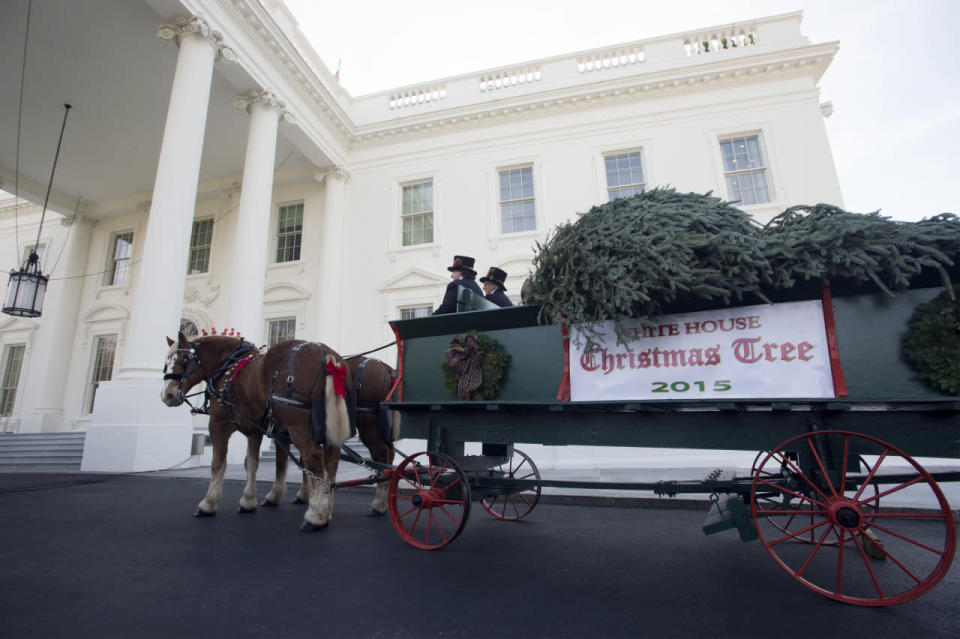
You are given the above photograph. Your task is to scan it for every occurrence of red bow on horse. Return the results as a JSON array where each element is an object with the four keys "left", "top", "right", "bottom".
[{"left": 326, "top": 360, "right": 348, "bottom": 398}]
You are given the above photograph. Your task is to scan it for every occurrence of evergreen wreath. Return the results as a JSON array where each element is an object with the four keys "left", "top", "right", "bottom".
[
  {"left": 441, "top": 331, "right": 510, "bottom": 400},
  {"left": 902, "top": 286, "right": 960, "bottom": 395}
]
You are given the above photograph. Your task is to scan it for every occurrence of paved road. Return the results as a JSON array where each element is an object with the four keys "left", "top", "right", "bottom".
[{"left": 1, "top": 473, "right": 957, "bottom": 639}]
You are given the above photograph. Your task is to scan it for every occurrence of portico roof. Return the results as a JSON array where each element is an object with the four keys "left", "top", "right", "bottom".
[{"left": 0, "top": 0, "right": 332, "bottom": 219}]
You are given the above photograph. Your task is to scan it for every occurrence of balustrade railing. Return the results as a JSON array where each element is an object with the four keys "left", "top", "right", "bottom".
[
  {"left": 359, "top": 14, "right": 801, "bottom": 119},
  {"left": 389, "top": 86, "right": 447, "bottom": 110},
  {"left": 577, "top": 47, "right": 645, "bottom": 73},
  {"left": 684, "top": 29, "right": 758, "bottom": 56},
  {"left": 479, "top": 66, "right": 542, "bottom": 92}
]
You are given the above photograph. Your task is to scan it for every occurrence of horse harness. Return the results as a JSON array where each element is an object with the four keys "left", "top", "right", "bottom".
[
  {"left": 219, "top": 341, "right": 359, "bottom": 488},
  {"left": 168, "top": 340, "right": 374, "bottom": 489}
]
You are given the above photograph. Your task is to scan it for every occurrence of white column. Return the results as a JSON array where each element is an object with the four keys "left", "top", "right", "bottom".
[
  {"left": 83, "top": 17, "right": 235, "bottom": 473},
  {"left": 118, "top": 19, "right": 232, "bottom": 377},
  {"left": 222, "top": 91, "right": 284, "bottom": 346},
  {"left": 314, "top": 168, "right": 349, "bottom": 345},
  {"left": 18, "top": 216, "right": 93, "bottom": 433}
]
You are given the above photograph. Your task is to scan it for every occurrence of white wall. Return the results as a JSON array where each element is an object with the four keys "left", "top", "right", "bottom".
[{"left": 0, "top": 13, "right": 844, "bottom": 434}]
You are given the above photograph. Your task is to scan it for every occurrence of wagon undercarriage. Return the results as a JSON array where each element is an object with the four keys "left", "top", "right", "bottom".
[{"left": 353, "top": 281, "right": 959, "bottom": 606}]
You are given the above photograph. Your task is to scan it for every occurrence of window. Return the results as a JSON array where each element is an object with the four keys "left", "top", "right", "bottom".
[
  {"left": 605, "top": 151, "right": 645, "bottom": 200},
  {"left": 187, "top": 218, "right": 214, "bottom": 274},
  {"left": 0, "top": 345, "right": 25, "bottom": 417},
  {"left": 104, "top": 232, "right": 134, "bottom": 286},
  {"left": 498, "top": 166, "right": 536, "bottom": 233},
  {"left": 86, "top": 335, "right": 117, "bottom": 414},
  {"left": 719, "top": 135, "right": 771, "bottom": 205},
  {"left": 399, "top": 305, "right": 432, "bottom": 320},
  {"left": 401, "top": 181, "right": 434, "bottom": 246},
  {"left": 276, "top": 203, "right": 303, "bottom": 263},
  {"left": 267, "top": 318, "right": 296, "bottom": 347}
]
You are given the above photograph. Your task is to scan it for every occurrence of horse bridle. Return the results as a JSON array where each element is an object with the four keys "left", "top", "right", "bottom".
[{"left": 163, "top": 346, "right": 207, "bottom": 411}]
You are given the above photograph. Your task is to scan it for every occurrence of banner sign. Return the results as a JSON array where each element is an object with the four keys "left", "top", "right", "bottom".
[{"left": 570, "top": 300, "right": 835, "bottom": 401}]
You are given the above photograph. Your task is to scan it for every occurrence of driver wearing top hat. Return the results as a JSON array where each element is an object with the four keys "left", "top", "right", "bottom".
[
  {"left": 480, "top": 266, "right": 513, "bottom": 308},
  {"left": 432, "top": 255, "right": 484, "bottom": 315}
]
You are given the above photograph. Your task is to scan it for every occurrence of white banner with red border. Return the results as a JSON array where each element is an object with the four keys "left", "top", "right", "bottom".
[{"left": 569, "top": 300, "right": 839, "bottom": 401}]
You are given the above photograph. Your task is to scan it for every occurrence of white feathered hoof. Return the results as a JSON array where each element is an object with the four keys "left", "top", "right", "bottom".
[
  {"left": 238, "top": 505, "right": 257, "bottom": 514},
  {"left": 194, "top": 508, "right": 215, "bottom": 518},
  {"left": 260, "top": 499, "right": 279, "bottom": 508},
  {"left": 366, "top": 506, "right": 387, "bottom": 517},
  {"left": 299, "top": 519, "right": 328, "bottom": 533}
]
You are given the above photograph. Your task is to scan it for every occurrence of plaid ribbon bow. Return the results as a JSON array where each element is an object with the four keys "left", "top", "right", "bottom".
[{"left": 446, "top": 333, "right": 483, "bottom": 399}]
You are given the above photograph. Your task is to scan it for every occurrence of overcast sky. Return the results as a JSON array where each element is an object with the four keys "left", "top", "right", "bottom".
[{"left": 284, "top": 0, "right": 958, "bottom": 223}]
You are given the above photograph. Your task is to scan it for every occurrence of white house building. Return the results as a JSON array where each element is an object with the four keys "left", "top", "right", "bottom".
[{"left": 0, "top": 1, "right": 841, "bottom": 471}]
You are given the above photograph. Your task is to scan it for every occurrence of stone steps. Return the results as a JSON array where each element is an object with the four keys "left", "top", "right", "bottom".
[{"left": 0, "top": 432, "right": 86, "bottom": 472}]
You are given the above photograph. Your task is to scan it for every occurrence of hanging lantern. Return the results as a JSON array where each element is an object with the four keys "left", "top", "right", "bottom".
[
  {"left": 3, "top": 251, "right": 48, "bottom": 318},
  {"left": 3, "top": 104, "right": 72, "bottom": 320}
]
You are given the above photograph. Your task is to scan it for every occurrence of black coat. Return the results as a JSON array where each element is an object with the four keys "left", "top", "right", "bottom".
[
  {"left": 484, "top": 287, "right": 514, "bottom": 308},
  {"left": 433, "top": 277, "right": 484, "bottom": 314}
]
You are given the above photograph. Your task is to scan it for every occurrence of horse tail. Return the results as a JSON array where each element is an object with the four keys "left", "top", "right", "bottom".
[
  {"left": 324, "top": 353, "right": 351, "bottom": 447},
  {"left": 390, "top": 410, "right": 401, "bottom": 442}
]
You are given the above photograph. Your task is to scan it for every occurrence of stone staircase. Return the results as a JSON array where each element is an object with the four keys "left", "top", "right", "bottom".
[{"left": 0, "top": 432, "right": 87, "bottom": 472}]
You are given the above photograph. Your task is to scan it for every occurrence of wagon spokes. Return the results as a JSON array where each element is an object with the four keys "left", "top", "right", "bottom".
[
  {"left": 387, "top": 451, "right": 471, "bottom": 550},
  {"left": 481, "top": 448, "right": 542, "bottom": 522},
  {"left": 751, "top": 430, "right": 957, "bottom": 606}
]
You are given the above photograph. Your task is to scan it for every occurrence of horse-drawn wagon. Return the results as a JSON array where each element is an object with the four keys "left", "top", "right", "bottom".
[
  {"left": 368, "top": 271, "right": 959, "bottom": 607},
  {"left": 162, "top": 192, "right": 958, "bottom": 607}
]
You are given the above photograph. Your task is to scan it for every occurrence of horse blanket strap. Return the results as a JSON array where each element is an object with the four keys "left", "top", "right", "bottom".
[
  {"left": 270, "top": 394, "right": 310, "bottom": 408},
  {"left": 265, "top": 341, "right": 356, "bottom": 445},
  {"left": 353, "top": 357, "right": 371, "bottom": 397}
]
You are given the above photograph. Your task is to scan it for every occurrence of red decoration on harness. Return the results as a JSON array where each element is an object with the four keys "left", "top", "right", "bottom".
[
  {"left": 231, "top": 354, "right": 258, "bottom": 383},
  {"left": 326, "top": 361, "right": 348, "bottom": 398}
]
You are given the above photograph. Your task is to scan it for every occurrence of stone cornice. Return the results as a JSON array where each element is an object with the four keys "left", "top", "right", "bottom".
[
  {"left": 0, "top": 197, "right": 40, "bottom": 220},
  {"left": 350, "top": 42, "right": 838, "bottom": 146},
  {"left": 217, "top": 0, "right": 352, "bottom": 145},
  {"left": 182, "top": 4, "right": 836, "bottom": 154}
]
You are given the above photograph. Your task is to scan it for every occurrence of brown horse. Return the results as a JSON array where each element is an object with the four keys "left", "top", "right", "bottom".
[
  {"left": 161, "top": 332, "right": 354, "bottom": 531},
  {"left": 285, "top": 356, "right": 400, "bottom": 515},
  {"left": 345, "top": 355, "right": 399, "bottom": 514}
]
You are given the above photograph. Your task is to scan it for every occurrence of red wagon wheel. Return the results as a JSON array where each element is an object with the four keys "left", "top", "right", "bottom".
[
  {"left": 482, "top": 448, "right": 542, "bottom": 521},
  {"left": 388, "top": 451, "right": 471, "bottom": 550},
  {"left": 751, "top": 430, "right": 956, "bottom": 606},
  {"left": 750, "top": 450, "right": 880, "bottom": 546}
]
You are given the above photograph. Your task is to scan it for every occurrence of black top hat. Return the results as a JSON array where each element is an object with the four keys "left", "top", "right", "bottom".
[
  {"left": 447, "top": 255, "right": 477, "bottom": 276},
  {"left": 479, "top": 266, "right": 508, "bottom": 291}
]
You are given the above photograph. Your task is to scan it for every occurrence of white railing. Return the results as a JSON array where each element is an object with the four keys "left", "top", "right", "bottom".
[
  {"left": 389, "top": 85, "right": 447, "bottom": 110},
  {"left": 349, "top": 12, "right": 805, "bottom": 123},
  {"left": 684, "top": 28, "right": 758, "bottom": 56},
  {"left": 577, "top": 47, "right": 645, "bottom": 73},
  {"left": 479, "top": 66, "right": 542, "bottom": 92}
]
